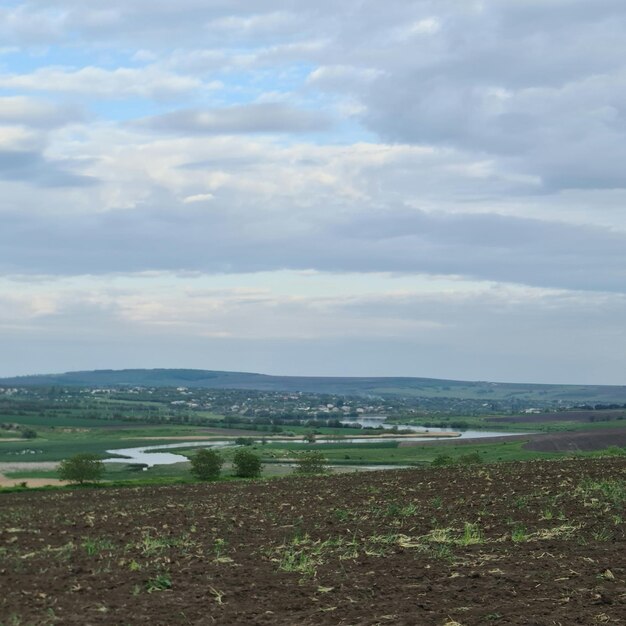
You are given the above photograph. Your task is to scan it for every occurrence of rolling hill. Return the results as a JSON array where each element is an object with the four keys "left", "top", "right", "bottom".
[{"left": 1, "top": 368, "right": 625, "bottom": 403}]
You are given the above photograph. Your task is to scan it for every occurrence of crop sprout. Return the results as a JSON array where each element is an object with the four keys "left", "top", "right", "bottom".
[
  {"left": 511, "top": 524, "right": 529, "bottom": 542},
  {"left": 82, "top": 537, "right": 114, "bottom": 556},
  {"left": 145, "top": 572, "right": 172, "bottom": 593}
]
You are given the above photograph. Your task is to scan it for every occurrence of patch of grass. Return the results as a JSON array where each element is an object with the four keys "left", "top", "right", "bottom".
[
  {"left": 539, "top": 508, "right": 554, "bottom": 520},
  {"left": 134, "top": 532, "right": 174, "bottom": 556},
  {"left": 375, "top": 502, "right": 419, "bottom": 519},
  {"left": 459, "top": 522, "right": 484, "bottom": 546},
  {"left": 575, "top": 479, "right": 626, "bottom": 508},
  {"left": 145, "top": 572, "right": 172, "bottom": 593},
  {"left": 212, "top": 538, "right": 233, "bottom": 563},
  {"left": 273, "top": 534, "right": 361, "bottom": 578},
  {"left": 592, "top": 528, "right": 613, "bottom": 542},
  {"left": 82, "top": 537, "right": 115, "bottom": 556},
  {"left": 332, "top": 508, "right": 352, "bottom": 522},
  {"left": 511, "top": 524, "right": 529, "bottom": 543},
  {"left": 514, "top": 495, "right": 528, "bottom": 509}
]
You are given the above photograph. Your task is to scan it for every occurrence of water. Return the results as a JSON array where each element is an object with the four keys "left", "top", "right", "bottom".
[
  {"left": 105, "top": 440, "right": 234, "bottom": 467},
  {"left": 341, "top": 417, "right": 521, "bottom": 440},
  {"left": 104, "top": 420, "right": 523, "bottom": 467}
]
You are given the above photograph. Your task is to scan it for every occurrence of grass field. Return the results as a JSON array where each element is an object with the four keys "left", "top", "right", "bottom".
[
  {"left": 2, "top": 397, "right": 625, "bottom": 488},
  {"left": 2, "top": 422, "right": 625, "bottom": 481},
  {"left": 165, "top": 437, "right": 626, "bottom": 468}
]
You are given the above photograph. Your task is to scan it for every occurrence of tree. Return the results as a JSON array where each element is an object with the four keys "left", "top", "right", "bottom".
[
  {"left": 190, "top": 448, "right": 223, "bottom": 481},
  {"left": 232, "top": 449, "right": 262, "bottom": 478},
  {"left": 57, "top": 454, "right": 105, "bottom": 484},
  {"left": 235, "top": 437, "right": 254, "bottom": 446},
  {"left": 20, "top": 428, "right": 37, "bottom": 439},
  {"left": 295, "top": 451, "right": 328, "bottom": 475}
]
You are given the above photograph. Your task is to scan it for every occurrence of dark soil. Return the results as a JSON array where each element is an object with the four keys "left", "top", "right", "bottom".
[
  {"left": 1, "top": 459, "right": 625, "bottom": 625},
  {"left": 487, "top": 410, "right": 626, "bottom": 424},
  {"left": 401, "top": 427, "right": 626, "bottom": 453},
  {"left": 523, "top": 428, "right": 626, "bottom": 452}
]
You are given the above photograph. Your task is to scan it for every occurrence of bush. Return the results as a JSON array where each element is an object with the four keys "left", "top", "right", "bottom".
[
  {"left": 235, "top": 437, "right": 254, "bottom": 446},
  {"left": 57, "top": 454, "right": 105, "bottom": 484},
  {"left": 431, "top": 454, "right": 453, "bottom": 467},
  {"left": 20, "top": 428, "right": 37, "bottom": 439},
  {"left": 295, "top": 451, "right": 328, "bottom": 475},
  {"left": 459, "top": 452, "right": 483, "bottom": 465},
  {"left": 602, "top": 446, "right": 626, "bottom": 457},
  {"left": 190, "top": 448, "right": 224, "bottom": 480},
  {"left": 232, "top": 449, "right": 262, "bottom": 478}
]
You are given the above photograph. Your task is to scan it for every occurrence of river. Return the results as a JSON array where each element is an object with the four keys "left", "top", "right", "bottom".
[{"left": 104, "top": 419, "right": 524, "bottom": 467}]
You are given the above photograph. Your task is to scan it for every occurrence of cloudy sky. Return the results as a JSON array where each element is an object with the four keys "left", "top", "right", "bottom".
[{"left": 1, "top": 0, "right": 626, "bottom": 383}]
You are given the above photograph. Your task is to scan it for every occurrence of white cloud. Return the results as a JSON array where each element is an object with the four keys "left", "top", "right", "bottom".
[
  {"left": 205, "top": 11, "right": 301, "bottom": 38},
  {"left": 307, "top": 65, "right": 384, "bottom": 91},
  {"left": 398, "top": 17, "right": 441, "bottom": 38},
  {"left": 183, "top": 193, "right": 214, "bottom": 203},
  {"left": 0, "top": 96, "right": 82, "bottom": 128},
  {"left": 0, "top": 65, "right": 204, "bottom": 99}
]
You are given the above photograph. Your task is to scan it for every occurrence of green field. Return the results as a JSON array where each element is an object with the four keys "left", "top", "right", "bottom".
[
  {"left": 166, "top": 438, "right": 553, "bottom": 466},
  {"left": 2, "top": 387, "right": 625, "bottom": 490}
]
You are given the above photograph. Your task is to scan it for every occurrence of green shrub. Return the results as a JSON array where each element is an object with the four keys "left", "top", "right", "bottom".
[
  {"left": 57, "top": 454, "right": 105, "bottom": 484},
  {"left": 295, "top": 451, "right": 328, "bottom": 475},
  {"left": 232, "top": 449, "right": 262, "bottom": 478},
  {"left": 459, "top": 452, "right": 483, "bottom": 465},
  {"left": 190, "top": 448, "right": 224, "bottom": 481},
  {"left": 431, "top": 454, "right": 453, "bottom": 467},
  {"left": 235, "top": 437, "right": 254, "bottom": 446},
  {"left": 603, "top": 446, "right": 626, "bottom": 457}
]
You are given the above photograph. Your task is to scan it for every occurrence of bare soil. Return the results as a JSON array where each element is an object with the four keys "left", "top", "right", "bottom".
[
  {"left": 400, "top": 427, "right": 626, "bottom": 453},
  {"left": 0, "top": 476, "right": 67, "bottom": 488},
  {"left": 0, "top": 464, "right": 64, "bottom": 488},
  {"left": 488, "top": 410, "right": 626, "bottom": 424},
  {"left": 523, "top": 428, "right": 626, "bottom": 452},
  {"left": 1, "top": 459, "right": 625, "bottom": 625}
]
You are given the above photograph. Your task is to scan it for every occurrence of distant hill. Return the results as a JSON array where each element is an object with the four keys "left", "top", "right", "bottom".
[{"left": 1, "top": 368, "right": 625, "bottom": 403}]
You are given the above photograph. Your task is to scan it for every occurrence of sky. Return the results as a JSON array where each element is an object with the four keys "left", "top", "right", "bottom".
[{"left": 1, "top": 0, "right": 626, "bottom": 384}]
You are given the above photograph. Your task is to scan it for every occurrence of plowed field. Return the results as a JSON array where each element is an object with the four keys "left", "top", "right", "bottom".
[{"left": 1, "top": 459, "right": 625, "bottom": 625}]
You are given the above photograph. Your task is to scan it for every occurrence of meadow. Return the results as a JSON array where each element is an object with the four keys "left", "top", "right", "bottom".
[{"left": 1, "top": 393, "right": 625, "bottom": 489}]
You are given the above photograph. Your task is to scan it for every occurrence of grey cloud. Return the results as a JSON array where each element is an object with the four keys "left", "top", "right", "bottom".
[
  {"left": 0, "top": 150, "right": 96, "bottom": 187},
  {"left": 9, "top": 1, "right": 292, "bottom": 46},
  {"left": 0, "top": 5, "right": 66, "bottom": 45},
  {"left": 2, "top": 282, "right": 626, "bottom": 384},
  {"left": 345, "top": 5, "right": 626, "bottom": 192},
  {"left": 143, "top": 103, "right": 331, "bottom": 134},
  {"left": 0, "top": 202, "right": 624, "bottom": 292},
  {"left": 2, "top": 0, "right": 626, "bottom": 383},
  {"left": 0, "top": 97, "right": 84, "bottom": 128}
]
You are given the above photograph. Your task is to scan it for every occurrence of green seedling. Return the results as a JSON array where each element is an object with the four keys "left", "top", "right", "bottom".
[{"left": 146, "top": 572, "right": 172, "bottom": 593}]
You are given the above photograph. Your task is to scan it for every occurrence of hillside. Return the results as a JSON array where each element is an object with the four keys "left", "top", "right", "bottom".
[{"left": 1, "top": 368, "right": 626, "bottom": 403}]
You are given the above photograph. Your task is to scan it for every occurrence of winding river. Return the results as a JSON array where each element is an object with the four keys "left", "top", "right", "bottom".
[{"left": 104, "top": 419, "right": 524, "bottom": 467}]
